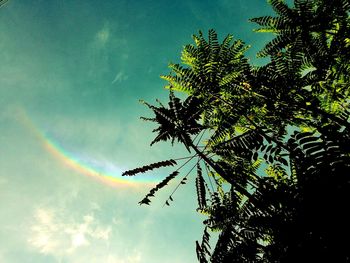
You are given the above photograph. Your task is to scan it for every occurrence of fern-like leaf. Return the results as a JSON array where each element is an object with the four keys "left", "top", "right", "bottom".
[
  {"left": 122, "top": 159, "right": 177, "bottom": 176},
  {"left": 138, "top": 171, "right": 179, "bottom": 205},
  {"left": 196, "top": 163, "right": 207, "bottom": 209},
  {"left": 196, "top": 227, "right": 211, "bottom": 263}
]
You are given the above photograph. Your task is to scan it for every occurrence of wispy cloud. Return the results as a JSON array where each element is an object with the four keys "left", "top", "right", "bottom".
[
  {"left": 28, "top": 207, "right": 112, "bottom": 256},
  {"left": 105, "top": 251, "right": 141, "bottom": 263},
  {"left": 112, "top": 70, "right": 128, "bottom": 84},
  {"left": 27, "top": 205, "right": 144, "bottom": 263},
  {"left": 96, "top": 23, "right": 110, "bottom": 46}
]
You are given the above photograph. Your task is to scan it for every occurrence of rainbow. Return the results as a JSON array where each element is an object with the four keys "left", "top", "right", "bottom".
[{"left": 17, "top": 109, "right": 155, "bottom": 189}]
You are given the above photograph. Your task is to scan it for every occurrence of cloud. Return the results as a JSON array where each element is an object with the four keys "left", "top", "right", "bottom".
[
  {"left": 96, "top": 23, "right": 110, "bottom": 45},
  {"left": 28, "top": 209, "right": 61, "bottom": 254},
  {"left": 105, "top": 251, "right": 141, "bottom": 263},
  {"left": 28, "top": 207, "right": 112, "bottom": 256},
  {"left": 112, "top": 70, "right": 128, "bottom": 84},
  {"left": 84, "top": 20, "right": 131, "bottom": 85},
  {"left": 126, "top": 252, "right": 142, "bottom": 263},
  {"left": 27, "top": 205, "right": 144, "bottom": 263}
]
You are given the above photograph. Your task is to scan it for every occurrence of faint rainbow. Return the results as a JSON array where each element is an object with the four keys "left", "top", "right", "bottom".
[{"left": 17, "top": 109, "right": 154, "bottom": 188}]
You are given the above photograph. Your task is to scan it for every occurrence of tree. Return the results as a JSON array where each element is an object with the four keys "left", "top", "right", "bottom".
[{"left": 123, "top": 0, "right": 350, "bottom": 262}]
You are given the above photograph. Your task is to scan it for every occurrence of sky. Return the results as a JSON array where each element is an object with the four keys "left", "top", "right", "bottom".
[{"left": 0, "top": 1, "right": 274, "bottom": 262}]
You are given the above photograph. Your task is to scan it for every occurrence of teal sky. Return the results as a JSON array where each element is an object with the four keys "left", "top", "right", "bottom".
[{"left": 0, "top": 1, "right": 273, "bottom": 262}]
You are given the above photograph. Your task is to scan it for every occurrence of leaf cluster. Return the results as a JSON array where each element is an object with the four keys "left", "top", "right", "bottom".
[
  {"left": 124, "top": 0, "right": 350, "bottom": 262},
  {"left": 122, "top": 159, "right": 177, "bottom": 176}
]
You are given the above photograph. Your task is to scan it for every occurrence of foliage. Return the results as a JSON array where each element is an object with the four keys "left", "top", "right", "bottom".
[
  {"left": 0, "top": 0, "right": 8, "bottom": 7},
  {"left": 122, "top": 0, "right": 350, "bottom": 262},
  {"left": 121, "top": 159, "right": 177, "bottom": 176}
]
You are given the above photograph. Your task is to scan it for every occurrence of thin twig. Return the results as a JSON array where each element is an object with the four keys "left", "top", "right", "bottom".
[
  {"left": 204, "top": 161, "right": 215, "bottom": 192},
  {"left": 163, "top": 157, "right": 202, "bottom": 207}
]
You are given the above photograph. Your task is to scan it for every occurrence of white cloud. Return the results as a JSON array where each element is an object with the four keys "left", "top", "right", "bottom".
[
  {"left": 112, "top": 70, "right": 129, "bottom": 84},
  {"left": 28, "top": 208, "right": 112, "bottom": 256},
  {"left": 105, "top": 251, "right": 141, "bottom": 263},
  {"left": 96, "top": 23, "right": 110, "bottom": 45},
  {"left": 122, "top": 251, "right": 142, "bottom": 263},
  {"left": 29, "top": 209, "right": 60, "bottom": 254},
  {"left": 27, "top": 207, "right": 143, "bottom": 263},
  {"left": 90, "top": 202, "right": 101, "bottom": 211}
]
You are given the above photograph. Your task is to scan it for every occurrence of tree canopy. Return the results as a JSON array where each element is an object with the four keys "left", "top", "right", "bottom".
[{"left": 123, "top": 0, "right": 350, "bottom": 262}]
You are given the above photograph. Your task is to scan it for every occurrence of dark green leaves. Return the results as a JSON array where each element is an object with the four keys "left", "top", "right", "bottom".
[
  {"left": 141, "top": 92, "right": 203, "bottom": 151},
  {"left": 130, "top": 1, "right": 350, "bottom": 261},
  {"left": 139, "top": 171, "right": 179, "bottom": 205},
  {"left": 196, "top": 164, "right": 207, "bottom": 209},
  {"left": 122, "top": 159, "right": 177, "bottom": 176},
  {"left": 196, "top": 227, "right": 211, "bottom": 263},
  {"left": 213, "top": 130, "right": 264, "bottom": 158}
]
